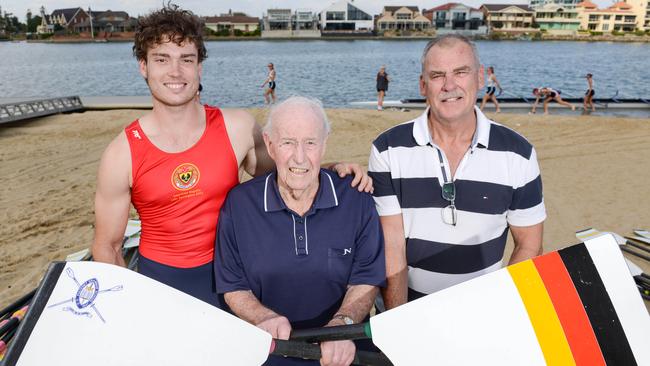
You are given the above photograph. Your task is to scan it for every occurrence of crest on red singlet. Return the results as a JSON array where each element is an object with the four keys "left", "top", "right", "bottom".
[{"left": 171, "top": 163, "right": 200, "bottom": 190}]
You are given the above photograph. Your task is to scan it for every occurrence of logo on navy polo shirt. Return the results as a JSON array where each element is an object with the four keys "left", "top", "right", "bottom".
[{"left": 172, "top": 163, "right": 201, "bottom": 190}]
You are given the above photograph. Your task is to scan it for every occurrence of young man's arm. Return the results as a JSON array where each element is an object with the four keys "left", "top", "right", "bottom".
[
  {"left": 379, "top": 215, "right": 408, "bottom": 309},
  {"left": 91, "top": 133, "right": 132, "bottom": 266}
]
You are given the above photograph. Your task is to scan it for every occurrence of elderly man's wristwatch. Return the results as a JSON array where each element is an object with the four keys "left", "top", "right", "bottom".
[{"left": 333, "top": 314, "right": 354, "bottom": 325}]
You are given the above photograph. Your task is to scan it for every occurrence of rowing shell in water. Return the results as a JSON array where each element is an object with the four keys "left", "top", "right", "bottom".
[{"left": 3, "top": 235, "right": 649, "bottom": 365}]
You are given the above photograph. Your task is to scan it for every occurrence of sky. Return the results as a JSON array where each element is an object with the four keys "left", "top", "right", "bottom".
[{"left": 1, "top": 0, "right": 616, "bottom": 22}]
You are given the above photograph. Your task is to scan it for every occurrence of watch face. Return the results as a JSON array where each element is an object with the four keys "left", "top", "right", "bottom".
[{"left": 336, "top": 315, "right": 353, "bottom": 325}]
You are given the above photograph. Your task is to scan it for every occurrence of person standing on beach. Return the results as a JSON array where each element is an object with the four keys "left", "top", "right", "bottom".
[
  {"left": 376, "top": 66, "right": 390, "bottom": 111},
  {"left": 215, "top": 96, "right": 385, "bottom": 366},
  {"left": 583, "top": 73, "right": 595, "bottom": 112},
  {"left": 530, "top": 87, "right": 575, "bottom": 114},
  {"left": 262, "top": 63, "right": 277, "bottom": 105},
  {"left": 479, "top": 66, "right": 502, "bottom": 113},
  {"left": 91, "top": 5, "right": 371, "bottom": 308},
  {"left": 368, "top": 35, "right": 546, "bottom": 310}
]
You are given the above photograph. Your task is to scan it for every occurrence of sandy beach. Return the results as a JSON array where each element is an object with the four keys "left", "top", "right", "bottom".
[{"left": 1, "top": 108, "right": 649, "bottom": 310}]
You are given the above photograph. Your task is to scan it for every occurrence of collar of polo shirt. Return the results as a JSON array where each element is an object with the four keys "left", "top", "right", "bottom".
[
  {"left": 413, "top": 106, "right": 491, "bottom": 151},
  {"left": 263, "top": 169, "right": 340, "bottom": 213}
]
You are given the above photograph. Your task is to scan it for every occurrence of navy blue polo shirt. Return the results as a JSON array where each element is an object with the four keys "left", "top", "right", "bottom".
[{"left": 215, "top": 169, "right": 385, "bottom": 341}]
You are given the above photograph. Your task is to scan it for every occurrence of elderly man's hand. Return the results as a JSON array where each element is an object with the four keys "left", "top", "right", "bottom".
[
  {"left": 330, "top": 163, "right": 373, "bottom": 193},
  {"left": 256, "top": 314, "right": 292, "bottom": 340},
  {"left": 320, "top": 339, "right": 356, "bottom": 366}
]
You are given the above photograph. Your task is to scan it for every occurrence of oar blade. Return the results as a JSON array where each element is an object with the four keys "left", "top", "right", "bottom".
[
  {"left": 371, "top": 235, "right": 650, "bottom": 365},
  {"left": 4, "top": 261, "right": 271, "bottom": 366}
]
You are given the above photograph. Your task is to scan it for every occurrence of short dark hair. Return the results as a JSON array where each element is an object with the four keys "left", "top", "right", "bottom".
[{"left": 133, "top": 3, "right": 207, "bottom": 63}]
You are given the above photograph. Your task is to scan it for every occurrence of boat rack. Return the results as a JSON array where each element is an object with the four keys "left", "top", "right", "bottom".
[{"left": 0, "top": 96, "right": 84, "bottom": 124}]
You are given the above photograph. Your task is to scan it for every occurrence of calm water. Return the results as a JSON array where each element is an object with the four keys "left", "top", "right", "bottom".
[{"left": 1, "top": 40, "right": 649, "bottom": 107}]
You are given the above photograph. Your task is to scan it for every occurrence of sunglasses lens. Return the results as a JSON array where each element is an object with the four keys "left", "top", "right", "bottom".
[
  {"left": 441, "top": 205, "right": 457, "bottom": 226},
  {"left": 442, "top": 183, "right": 455, "bottom": 201}
]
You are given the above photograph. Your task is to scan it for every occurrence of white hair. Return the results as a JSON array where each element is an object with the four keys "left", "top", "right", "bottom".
[{"left": 263, "top": 96, "right": 331, "bottom": 139}]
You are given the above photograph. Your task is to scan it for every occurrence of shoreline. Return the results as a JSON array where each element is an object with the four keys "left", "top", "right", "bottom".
[{"left": 12, "top": 34, "right": 650, "bottom": 43}]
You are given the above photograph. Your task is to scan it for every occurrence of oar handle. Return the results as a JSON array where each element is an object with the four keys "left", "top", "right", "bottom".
[
  {"left": 290, "top": 323, "right": 372, "bottom": 342},
  {"left": 270, "top": 339, "right": 392, "bottom": 366}
]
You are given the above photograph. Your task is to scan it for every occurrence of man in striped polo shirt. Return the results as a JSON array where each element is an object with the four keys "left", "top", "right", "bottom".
[{"left": 369, "top": 35, "right": 546, "bottom": 310}]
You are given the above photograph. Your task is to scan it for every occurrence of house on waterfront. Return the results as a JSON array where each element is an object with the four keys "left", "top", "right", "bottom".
[
  {"left": 423, "top": 3, "right": 487, "bottom": 35},
  {"left": 262, "top": 9, "right": 320, "bottom": 38},
  {"left": 36, "top": 6, "right": 55, "bottom": 34},
  {"left": 529, "top": 0, "right": 582, "bottom": 9},
  {"left": 73, "top": 10, "right": 136, "bottom": 35},
  {"left": 534, "top": 4, "right": 581, "bottom": 34},
  {"left": 375, "top": 6, "right": 432, "bottom": 33},
  {"left": 577, "top": 1, "right": 637, "bottom": 32},
  {"left": 621, "top": 0, "right": 650, "bottom": 30},
  {"left": 319, "top": 0, "right": 374, "bottom": 34},
  {"left": 205, "top": 11, "right": 260, "bottom": 34},
  {"left": 480, "top": 4, "right": 536, "bottom": 34},
  {"left": 50, "top": 7, "right": 90, "bottom": 29}
]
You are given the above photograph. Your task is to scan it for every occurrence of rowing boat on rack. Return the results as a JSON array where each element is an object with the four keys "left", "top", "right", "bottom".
[{"left": 350, "top": 98, "right": 650, "bottom": 110}]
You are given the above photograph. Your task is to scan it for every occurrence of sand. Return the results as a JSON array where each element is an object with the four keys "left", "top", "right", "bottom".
[{"left": 1, "top": 108, "right": 649, "bottom": 310}]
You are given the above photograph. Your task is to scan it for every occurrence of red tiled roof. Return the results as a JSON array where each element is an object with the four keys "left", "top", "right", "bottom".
[
  {"left": 608, "top": 1, "right": 633, "bottom": 9},
  {"left": 576, "top": 1, "right": 598, "bottom": 9}
]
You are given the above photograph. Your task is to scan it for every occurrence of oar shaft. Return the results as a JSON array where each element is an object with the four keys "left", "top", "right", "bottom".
[
  {"left": 271, "top": 339, "right": 392, "bottom": 366},
  {"left": 290, "top": 323, "right": 372, "bottom": 342},
  {"left": 0, "top": 318, "right": 19, "bottom": 337},
  {"left": 626, "top": 241, "right": 650, "bottom": 254},
  {"left": 620, "top": 246, "right": 650, "bottom": 262},
  {"left": 0, "top": 289, "right": 35, "bottom": 320}
]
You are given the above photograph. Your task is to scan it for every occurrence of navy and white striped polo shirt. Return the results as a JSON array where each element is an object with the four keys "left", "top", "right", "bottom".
[{"left": 369, "top": 107, "right": 546, "bottom": 299}]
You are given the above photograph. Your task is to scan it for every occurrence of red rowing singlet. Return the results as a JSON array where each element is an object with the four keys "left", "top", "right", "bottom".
[{"left": 126, "top": 105, "right": 239, "bottom": 268}]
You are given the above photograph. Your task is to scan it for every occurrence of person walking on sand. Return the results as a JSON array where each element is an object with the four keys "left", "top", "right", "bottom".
[
  {"left": 262, "top": 63, "right": 277, "bottom": 105},
  {"left": 479, "top": 66, "right": 502, "bottom": 113},
  {"left": 583, "top": 73, "right": 595, "bottom": 112},
  {"left": 376, "top": 66, "right": 390, "bottom": 111},
  {"left": 530, "top": 87, "right": 575, "bottom": 115}
]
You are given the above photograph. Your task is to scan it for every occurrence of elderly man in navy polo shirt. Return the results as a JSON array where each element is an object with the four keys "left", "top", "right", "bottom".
[{"left": 215, "top": 96, "right": 386, "bottom": 366}]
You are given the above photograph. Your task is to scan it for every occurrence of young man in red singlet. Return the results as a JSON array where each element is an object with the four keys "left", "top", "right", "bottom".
[{"left": 91, "top": 5, "right": 371, "bottom": 308}]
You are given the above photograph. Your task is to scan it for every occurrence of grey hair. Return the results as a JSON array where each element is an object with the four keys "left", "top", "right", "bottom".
[
  {"left": 420, "top": 34, "right": 480, "bottom": 73},
  {"left": 264, "top": 96, "right": 331, "bottom": 138}
]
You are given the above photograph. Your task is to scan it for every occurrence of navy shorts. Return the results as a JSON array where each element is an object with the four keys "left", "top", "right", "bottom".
[
  {"left": 486, "top": 86, "right": 496, "bottom": 96},
  {"left": 138, "top": 253, "right": 223, "bottom": 308},
  {"left": 268, "top": 81, "right": 276, "bottom": 90},
  {"left": 585, "top": 89, "right": 595, "bottom": 97}
]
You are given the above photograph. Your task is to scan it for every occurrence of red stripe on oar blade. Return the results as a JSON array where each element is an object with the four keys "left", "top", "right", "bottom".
[{"left": 533, "top": 252, "right": 605, "bottom": 366}]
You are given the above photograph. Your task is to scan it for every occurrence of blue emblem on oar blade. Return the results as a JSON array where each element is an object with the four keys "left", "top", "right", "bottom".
[
  {"left": 75, "top": 278, "right": 99, "bottom": 309},
  {"left": 48, "top": 267, "right": 123, "bottom": 323}
]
